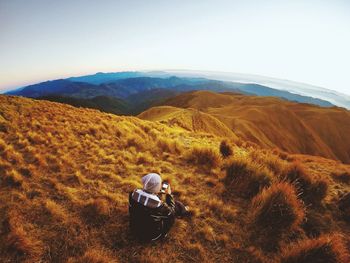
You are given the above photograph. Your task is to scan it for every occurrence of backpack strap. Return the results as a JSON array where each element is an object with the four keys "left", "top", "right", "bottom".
[{"left": 132, "top": 189, "right": 162, "bottom": 208}]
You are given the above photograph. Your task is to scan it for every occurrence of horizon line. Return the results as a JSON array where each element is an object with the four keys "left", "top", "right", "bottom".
[{"left": 2, "top": 68, "right": 349, "bottom": 98}]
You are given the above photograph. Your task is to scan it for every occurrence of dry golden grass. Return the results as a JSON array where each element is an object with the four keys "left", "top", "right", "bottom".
[
  {"left": 68, "top": 248, "right": 119, "bottom": 263},
  {"left": 1, "top": 209, "right": 44, "bottom": 262},
  {"left": 185, "top": 145, "right": 221, "bottom": 169},
  {"left": 219, "top": 140, "right": 233, "bottom": 158},
  {"left": 249, "top": 148, "right": 288, "bottom": 175},
  {"left": 1, "top": 95, "right": 350, "bottom": 262},
  {"left": 338, "top": 192, "right": 350, "bottom": 222},
  {"left": 278, "top": 234, "right": 349, "bottom": 263},
  {"left": 2, "top": 168, "right": 24, "bottom": 188},
  {"left": 142, "top": 90, "right": 350, "bottom": 164},
  {"left": 280, "top": 161, "right": 329, "bottom": 205},
  {"left": 156, "top": 137, "right": 184, "bottom": 154},
  {"left": 224, "top": 156, "right": 272, "bottom": 199},
  {"left": 248, "top": 182, "right": 305, "bottom": 251},
  {"left": 82, "top": 198, "right": 111, "bottom": 226},
  {"left": 332, "top": 171, "right": 350, "bottom": 184},
  {"left": 301, "top": 209, "right": 335, "bottom": 238}
]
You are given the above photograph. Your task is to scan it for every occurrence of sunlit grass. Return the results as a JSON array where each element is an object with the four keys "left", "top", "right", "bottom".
[{"left": 0, "top": 95, "right": 349, "bottom": 262}]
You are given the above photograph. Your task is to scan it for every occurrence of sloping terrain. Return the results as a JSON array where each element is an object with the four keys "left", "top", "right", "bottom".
[
  {"left": 37, "top": 89, "right": 180, "bottom": 116},
  {"left": 37, "top": 95, "right": 130, "bottom": 115},
  {"left": 122, "top": 88, "right": 180, "bottom": 115},
  {"left": 138, "top": 106, "right": 238, "bottom": 138},
  {"left": 1, "top": 95, "right": 350, "bottom": 262},
  {"left": 145, "top": 91, "right": 350, "bottom": 163}
]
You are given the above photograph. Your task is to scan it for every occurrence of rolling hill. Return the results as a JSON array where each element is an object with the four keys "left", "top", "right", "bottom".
[
  {"left": 1, "top": 95, "right": 350, "bottom": 262},
  {"left": 140, "top": 91, "right": 350, "bottom": 164},
  {"left": 36, "top": 89, "right": 180, "bottom": 115},
  {"left": 37, "top": 95, "right": 131, "bottom": 115},
  {"left": 138, "top": 105, "right": 238, "bottom": 138}
]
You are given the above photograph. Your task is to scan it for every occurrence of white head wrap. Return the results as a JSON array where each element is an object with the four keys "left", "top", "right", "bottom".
[{"left": 141, "top": 173, "right": 162, "bottom": 194}]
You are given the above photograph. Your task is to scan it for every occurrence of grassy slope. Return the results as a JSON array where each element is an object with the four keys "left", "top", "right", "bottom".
[
  {"left": 37, "top": 95, "right": 131, "bottom": 115},
  {"left": 138, "top": 105, "right": 238, "bottom": 139},
  {"left": 0, "top": 95, "right": 350, "bottom": 262},
  {"left": 149, "top": 90, "right": 350, "bottom": 163}
]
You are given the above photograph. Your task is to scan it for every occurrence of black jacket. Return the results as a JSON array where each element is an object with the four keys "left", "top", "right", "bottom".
[{"left": 129, "top": 189, "right": 176, "bottom": 242}]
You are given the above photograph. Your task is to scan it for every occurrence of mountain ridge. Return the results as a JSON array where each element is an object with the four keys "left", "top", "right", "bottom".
[
  {"left": 6, "top": 74, "right": 334, "bottom": 108},
  {"left": 140, "top": 90, "right": 350, "bottom": 164}
]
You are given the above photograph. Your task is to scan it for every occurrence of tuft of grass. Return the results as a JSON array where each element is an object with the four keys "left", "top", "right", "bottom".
[
  {"left": 64, "top": 171, "right": 83, "bottom": 187},
  {"left": 306, "top": 179, "right": 328, "bottom": 205},
  {"left": 136, "top": 151, "right": 154, "bottom": 165},
  {"left": 219, "top": 140, "right": 233, "bottom": 158},
  {"left": 224, "top": 157, "right": 272, "bottom": 199},
  {"left": 301, "top": 210, "right": 333, "bottom": 237},
  {"left": 185, "top": 145, "right": 221, "bottom": 169},
  {"left": 6, "top": 225, "right": 43, "bottom": 260},
  {"left": 2, "top": 169, "right": 24, "bottom": 188},
  {"left": 18, "top": 167, "right": 33, "bottom": 178},
  {"left": 125, "top": 134, "right": 145, "bottom": 150},
  {"left": 182, "top": 242, "right": 207, "bottom": 262},
  {"left": 68, "top": 248, "right": 118, "bottom": 263},
  {"left": 45, "top": 199, "right": 68, "bottom": 222},
  {"left": 248, "top": 182, "right": 305, "bottom": 251},
  {"left": 278, "top": 234, "right": 349, "bottom": 263},
  {"left": 0, "top": 137, "right": 7, "bottom": 152},
  {"left": 27, "top": 131, "right": 47, "bottom": 145},
  {"left": 281, "top": 162, "right": 312, "bottom": 190},
  {"left": 272, "top": 148, "right": 290, "bottom": 160},
  {"left": 338, "top": 192, "right": 350, "bottom": 222},
  {"left": 281, "top": 162, "right": 328, "bottom": 205},
  {"left": 0, "top": 160, "right": 11, "bottom": 176},
  {"left": 0, "top": 121, "right": 9, "bottom": 133},
  {"left": 249, "top": 148, "right": 287, "bottom": 175},
  {"left": 1, "top": 144, "right": 22, "bottom": 165},
  {"left": 157, "top": 137, "right": 183, "bottom": 154},
  {"left": 331, "top": 171, "right": 350, "bottom": 184},
  {"left": 3, "top": 210, "right": 44, "bottom": 261},
  {"left": 207, "top": 198, "right": 237, "bottom": 222}
]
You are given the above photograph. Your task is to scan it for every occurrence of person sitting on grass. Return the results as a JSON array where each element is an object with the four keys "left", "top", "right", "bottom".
[{"left": 129, "top": 173, "right": 190, "bottom": 242}]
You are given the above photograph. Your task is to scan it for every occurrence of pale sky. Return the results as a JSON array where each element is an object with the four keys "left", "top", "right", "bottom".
[{"left": 0, "top": 0, "right": 349, "bottom": 94}]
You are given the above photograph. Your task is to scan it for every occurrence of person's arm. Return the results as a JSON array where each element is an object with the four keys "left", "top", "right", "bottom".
[
  {"left": 156, "top": 194, "right": 176, "bottom": 238},
  {"left": 153, "top": 183, "right": 176, "bottom": 218},
  {"left": 165, "top": 193, "right": 175, "bottom": 211},
  {"left": 156, "top": 194, "right": 176, "bottom": 217}
]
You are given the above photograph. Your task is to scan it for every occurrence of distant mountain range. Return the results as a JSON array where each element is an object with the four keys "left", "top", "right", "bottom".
[
  {"left": 5, "top": 72, "right": 336, "bottom": 114},
  {"left": 156, "top": 70, "right": 350, "bottom": 109}
]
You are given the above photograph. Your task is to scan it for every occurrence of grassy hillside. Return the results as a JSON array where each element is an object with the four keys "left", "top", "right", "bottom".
[
  {"left": 1, "top": 95, "right": 350, "bottom": 262},
  {"left": 147, "top": 90, "right": 350, "bottom": 164},
  {"left": 36, "top": 89, "right": 180, "bottom": 116},
  {"left": 37, "top": 95, "right": 131, "bottom": 115},
  {"left": 138, "top": 106, "right": 238, "bottom": 138}
]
